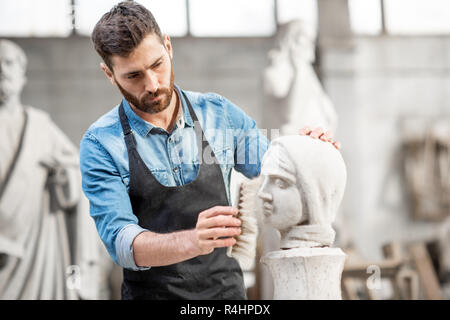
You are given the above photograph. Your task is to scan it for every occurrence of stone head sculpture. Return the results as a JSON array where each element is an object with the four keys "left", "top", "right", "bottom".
[
  {"left": 263, "top": 19, "right": 317, "bottom": 99},
  {"left": 0, "top": 39, "right": 27, "bottom": 106},
  {"left": 258, "top": 135, "right": 346, "bottom": 249}
]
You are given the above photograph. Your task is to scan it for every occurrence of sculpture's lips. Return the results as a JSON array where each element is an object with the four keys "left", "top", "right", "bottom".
[{"left": 263, "top": 202, "right": 273, "bottom": 215}]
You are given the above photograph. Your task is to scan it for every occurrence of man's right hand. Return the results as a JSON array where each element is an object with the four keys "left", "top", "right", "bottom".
[{"left": 192, "top": 206, "right": 242, "bottom": 255}]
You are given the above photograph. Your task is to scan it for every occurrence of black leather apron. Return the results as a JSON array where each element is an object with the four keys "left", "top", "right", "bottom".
[{"left": 119, "top": 91, "right": 246, "bottom": 300}]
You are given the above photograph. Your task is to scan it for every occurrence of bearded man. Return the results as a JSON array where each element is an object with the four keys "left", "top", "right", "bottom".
[{"left": 80, "top": 1, "right": 340, "bottom": 300}]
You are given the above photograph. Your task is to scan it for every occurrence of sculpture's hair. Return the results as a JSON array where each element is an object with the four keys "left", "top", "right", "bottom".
[
  {"left": 91, "top": 1, "right": 163, "bottom": 71},
  {"left": 0, "top": 40, "right": 27, "bottom": 72},
  {"left": 276, "top": 19, "right": 317, "bottom": 45},
  {"left": 261, "top": 142, "right": 296, "bottom": 184}
]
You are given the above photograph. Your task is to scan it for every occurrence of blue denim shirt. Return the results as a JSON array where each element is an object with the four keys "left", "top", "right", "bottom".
[{"left": 80, "top": 84, "right": 269, "bottom": 270}]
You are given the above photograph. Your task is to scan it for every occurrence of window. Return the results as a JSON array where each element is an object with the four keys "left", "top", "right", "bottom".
[
  {"left": 277, "top": 0, "right": 317, "bottom": 28},
  {"left": 189, "top": 0, "right": 276, "bottom": 37},
  {"left": 138, "top": 0, "right": 187, "bottom": 37},
  {"left": 384, "top": 0, "right": 450, "bottom": 35},
  {"left": 75, "top": 0, "right": 187, "bottom": 37},
  {"left": 0, "top": 0, "right": 72, "bottom": 37},
  {"left": 348, "top": 0, "right": 382, "bottom": 35},
  {"left": 5, "top": 0, "right": 450, "bottom": 38}
]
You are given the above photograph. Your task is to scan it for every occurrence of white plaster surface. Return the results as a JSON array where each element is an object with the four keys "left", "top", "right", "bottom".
[{"left": 261, "top": 247, "right": 346, "bottom": 300}]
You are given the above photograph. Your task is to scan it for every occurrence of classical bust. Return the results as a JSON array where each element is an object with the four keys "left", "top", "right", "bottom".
[{"left": 257, "top": 135, "right": 347, "bottom": 249}]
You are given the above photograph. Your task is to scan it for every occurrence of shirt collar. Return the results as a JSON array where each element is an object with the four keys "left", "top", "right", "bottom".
[{"left": 122, "top": 83, "right": 194, "bottom": 137}]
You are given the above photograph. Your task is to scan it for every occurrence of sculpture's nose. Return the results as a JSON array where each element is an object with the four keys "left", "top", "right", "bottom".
[
  {"left": 258, "top": 178, "right": 273, "bottom": 202},
  {"left": 258, "top": 190, "right": 272, "bottom": 202}
]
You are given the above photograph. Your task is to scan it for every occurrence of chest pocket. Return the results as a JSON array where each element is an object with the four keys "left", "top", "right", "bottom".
[
  {"left": 213, "top": 145, "right": 234, "bottom": 174},
  {"left": 149, "top": 168, "right": 170, "bottom": 186},
  {"left": 121, "top": 168, "right": 170, "bottom": 190}
]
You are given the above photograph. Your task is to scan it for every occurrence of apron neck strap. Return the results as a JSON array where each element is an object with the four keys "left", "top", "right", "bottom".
[
  {"left": 119, "top": 101, "right": 137, "bottom": 150},
  {"left": 181, "top": 90, "right": 198, "bottom": 122}
]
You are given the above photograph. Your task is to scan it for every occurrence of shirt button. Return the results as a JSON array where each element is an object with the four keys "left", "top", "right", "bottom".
[{"left": 173, "top": 167, "right": 178, "bottom": 172}]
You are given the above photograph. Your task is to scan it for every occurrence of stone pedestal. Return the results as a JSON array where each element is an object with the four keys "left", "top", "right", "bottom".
[{"left": 260, "top": 247, "right": 346, "bottom": 300}]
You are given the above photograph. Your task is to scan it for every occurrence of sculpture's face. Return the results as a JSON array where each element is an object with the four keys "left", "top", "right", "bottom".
[
  {"left": 263, "top": 47, "right": 294, "bottom": 99},
  {"left": 263, "top": 20, "right": 317, "bottom": 100},
  {"left": 0, "top": 42, "right": 26, "bottom": 104},
  {"left": 258, "top": 172, "right": 305, "bottom": 232}
]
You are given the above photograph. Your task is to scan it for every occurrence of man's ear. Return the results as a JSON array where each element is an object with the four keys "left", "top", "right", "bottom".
[
  {"left": 100, "top": 62, "right": 116, "bottom": 85},
  {"left": 163, "top": 34, "right": 173, "bottom": 60}
]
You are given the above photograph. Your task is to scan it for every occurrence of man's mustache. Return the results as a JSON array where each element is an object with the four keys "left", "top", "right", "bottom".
[{"left": 142, "top": 88, "right": 169, "bottom": 101}]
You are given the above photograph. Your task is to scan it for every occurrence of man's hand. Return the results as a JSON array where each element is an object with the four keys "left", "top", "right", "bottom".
[
  {"left": 192, "top": 206, "right": 242, "bottom": 255},
  {"left": 299, "top": 126, "right": 341, "bottom": 150}
]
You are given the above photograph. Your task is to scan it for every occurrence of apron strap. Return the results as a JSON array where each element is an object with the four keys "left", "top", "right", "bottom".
[
  {"left": 0, "top": 108, "right": 28, "bottom": 203},
  {"left": 118, "top": 102, "right": 137, "bottom": 153},
  {"left": 181, "top": 90, "right": 198, "bottom": 122},
  {"left": 181, "top": 90, "right": 210, "bottom": 153}
]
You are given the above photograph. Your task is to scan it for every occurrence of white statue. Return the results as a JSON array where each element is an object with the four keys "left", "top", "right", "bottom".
[
  {"left": 0, "top": 40, "right": 112, "bottom": 299},
  {"left": 259, "top": 135, "right": 347, "bottom": 299},
  {"left": 258, "top": 135, "right": 346, "bottom": 248},
  {"left": 263, "top": 19, "right": 338, "bottom": 135}
]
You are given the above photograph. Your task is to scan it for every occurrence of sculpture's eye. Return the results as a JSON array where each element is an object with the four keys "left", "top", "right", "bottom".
[{"left": 275, "top": 178, "right": 288, "bottom": 189}]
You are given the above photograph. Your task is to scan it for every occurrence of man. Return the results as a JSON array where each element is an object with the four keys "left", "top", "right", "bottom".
[
  {"left": 80, "top": 1, "right": 339, "bottom": 300},
  {"left": 0, "top": 40, "right": 111, "bottom": 299}
]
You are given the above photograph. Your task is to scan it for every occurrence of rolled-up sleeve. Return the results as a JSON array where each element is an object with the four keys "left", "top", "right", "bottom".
[{"left": 79, "top": 133, "right": 150, "bottom": 270}]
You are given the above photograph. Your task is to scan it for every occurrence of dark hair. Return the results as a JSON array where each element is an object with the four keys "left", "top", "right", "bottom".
[{"left": 91, "top": 1, "right": 163, "bottom": 71}]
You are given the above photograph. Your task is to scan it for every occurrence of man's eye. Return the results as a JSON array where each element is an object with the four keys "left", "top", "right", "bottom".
[{"left": 128, "top": 74, "right": 139, "bottom": 79}]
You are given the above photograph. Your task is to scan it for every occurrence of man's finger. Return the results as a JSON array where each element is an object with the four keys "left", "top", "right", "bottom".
[
  {"left": 200, "top": 206, "right": 238, "bottom": 219},
  {"left": 310, "top": 127, "right": 325, "bottom": 139},
  {"left": 197, "top": 215, "right": 241, "bottom": 229},
  {"left": 201, "top": 227, "right": 241, "bottom": 240},
  {"left": 318, "top": 134, "right": 327, "bottom": 142},
  {"left": 210, "top": 237, "right": 237, "bottom": 248},
  {"left": 319, "top": 131, "right": 333, "bottom": 142},
  {"left": 299, "top": 126, "right": 313, "bottom": 136},
  {"left": 333, "top": 141, "right": 341, "bottom": 150}
]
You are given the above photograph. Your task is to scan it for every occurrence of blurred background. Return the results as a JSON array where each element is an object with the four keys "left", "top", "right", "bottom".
[{"left": 1, "top": 0, "right": 449, "bottom": 300}]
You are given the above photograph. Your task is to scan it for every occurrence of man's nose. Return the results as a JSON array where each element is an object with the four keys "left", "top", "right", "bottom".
[{"left": 144, "top": 71, "right": 158, "bottom": 93}]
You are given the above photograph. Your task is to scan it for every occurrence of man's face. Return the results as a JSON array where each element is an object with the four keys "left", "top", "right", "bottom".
[
  {"left": 0, "top": 41, "right": 26, "bottom": 104},
  {"left": 107, "top": 33, "right": 174, "bottom": 114}
]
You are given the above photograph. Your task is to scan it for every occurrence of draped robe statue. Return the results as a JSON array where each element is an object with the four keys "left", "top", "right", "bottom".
[
  {"left": 0, "top": 40, "right": 112, "bottom": 299},
  {"left": 263, "top": 19, "right": 338, "bottom": 134}
]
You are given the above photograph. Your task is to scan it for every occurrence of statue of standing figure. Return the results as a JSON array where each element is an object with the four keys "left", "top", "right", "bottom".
[
  {"left": 263, "top": 19, "right": 338, "bottom": 134},
  {"left": 259, "top": 135, "right": 347, "bottom": 299},
  {"left": 0, "top": 39, "right": 112, "bottom": 299}
]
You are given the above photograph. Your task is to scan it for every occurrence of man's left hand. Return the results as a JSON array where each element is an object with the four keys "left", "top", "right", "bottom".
[{"left": 299, "top": 126, "right": 341, "bottom": 150}]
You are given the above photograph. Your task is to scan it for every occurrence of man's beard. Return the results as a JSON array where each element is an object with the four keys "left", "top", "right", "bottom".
[{"left": 116, "top": 62, "right": 175, "bottom": 115}]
